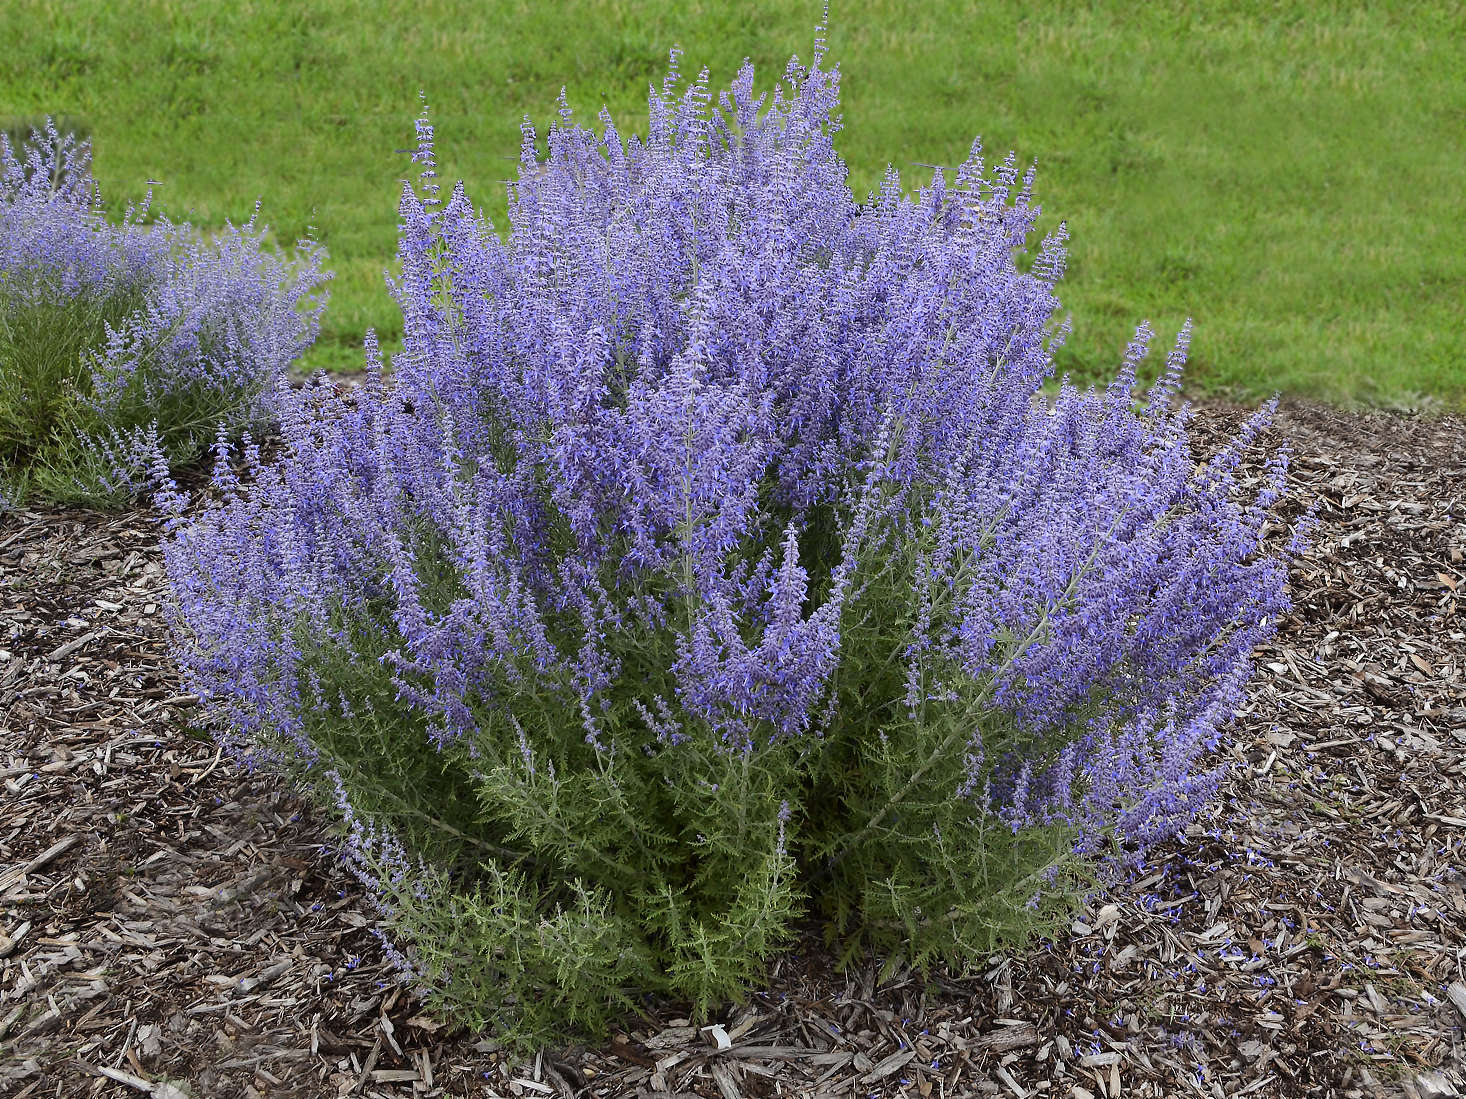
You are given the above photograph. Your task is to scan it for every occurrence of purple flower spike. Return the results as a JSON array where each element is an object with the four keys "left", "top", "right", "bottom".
[{"left": 162, "top": 35, "right": 1294, "bottom": 1046}]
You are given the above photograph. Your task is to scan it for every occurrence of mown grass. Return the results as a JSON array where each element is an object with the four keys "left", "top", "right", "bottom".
[{"left": 3, "top": 0, "right": 1461, "bottom": 407}]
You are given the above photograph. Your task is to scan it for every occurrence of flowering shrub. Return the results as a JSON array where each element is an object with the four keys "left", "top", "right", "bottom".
[
  {"left": 0, "top": 121, "right": 327, "bottom": 505},
  {"left": 163, "top": 38, "right": 1298, "bottom": 1050}
]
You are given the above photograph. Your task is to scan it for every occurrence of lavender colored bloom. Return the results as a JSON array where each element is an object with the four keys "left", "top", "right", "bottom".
[
  {"left": 162, "top": 34, "right": 1294, "bottom": 1043},
  {"left": 86, "top": 205, "right": 326, "bottom": 423},
  {"left": 0, "top": 122, "right": 166, "bottom": 302},
  {"left": 0, "top": 121, "right": 328, "bottom": 502}
]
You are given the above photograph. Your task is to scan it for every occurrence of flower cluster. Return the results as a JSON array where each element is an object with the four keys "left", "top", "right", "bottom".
[
  {"left": 0, "top": 121, "right": 166, "bottom": 303},
  {"left": 0, "top": 121, "right": 327, "bottom": 504},
  {"left": 163, "top": 36, "right": 1296, "bottom": 1048}
]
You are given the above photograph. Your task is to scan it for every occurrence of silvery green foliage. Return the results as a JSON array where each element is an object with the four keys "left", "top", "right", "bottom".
[
  {"left": 162, "top": 37, "right": 1297, "bottom": 1049},
  {"left": 0, "top": 121, "right": 327, "bottom": 503}
]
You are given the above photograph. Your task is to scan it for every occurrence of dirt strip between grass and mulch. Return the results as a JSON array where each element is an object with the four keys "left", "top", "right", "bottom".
[{"left": 2, "top": 400, "right": 1465, "bottom": 1099}]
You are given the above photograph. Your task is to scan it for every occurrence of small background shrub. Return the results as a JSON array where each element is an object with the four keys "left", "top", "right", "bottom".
[
  {"left": 163, "top": 38, "right": 1298, "bottom": 1052},
  {"left": 0, "top": 121, "right": 328, "bottom": 507}
]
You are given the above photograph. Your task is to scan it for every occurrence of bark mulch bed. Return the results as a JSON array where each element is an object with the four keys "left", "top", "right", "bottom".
[{"left": 2, "top": 400, "right": 1465, "bottom": 1099}]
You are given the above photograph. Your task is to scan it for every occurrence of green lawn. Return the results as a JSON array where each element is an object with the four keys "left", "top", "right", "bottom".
[{"left": 3, "top": 1, "right": 1462, "bottom": 407}]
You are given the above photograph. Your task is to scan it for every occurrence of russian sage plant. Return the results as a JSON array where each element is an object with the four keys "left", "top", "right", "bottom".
[
  {"left": 162, "top": 38, "right": 1299, "bottom": 1049},
  {"left": 0, "top": 121, "right": 327, "bottom": 505}
]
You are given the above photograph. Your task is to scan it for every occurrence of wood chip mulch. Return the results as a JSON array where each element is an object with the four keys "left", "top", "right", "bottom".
[{"left": 2, "top": 400, "right": 1465, "bottom": 1099}]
